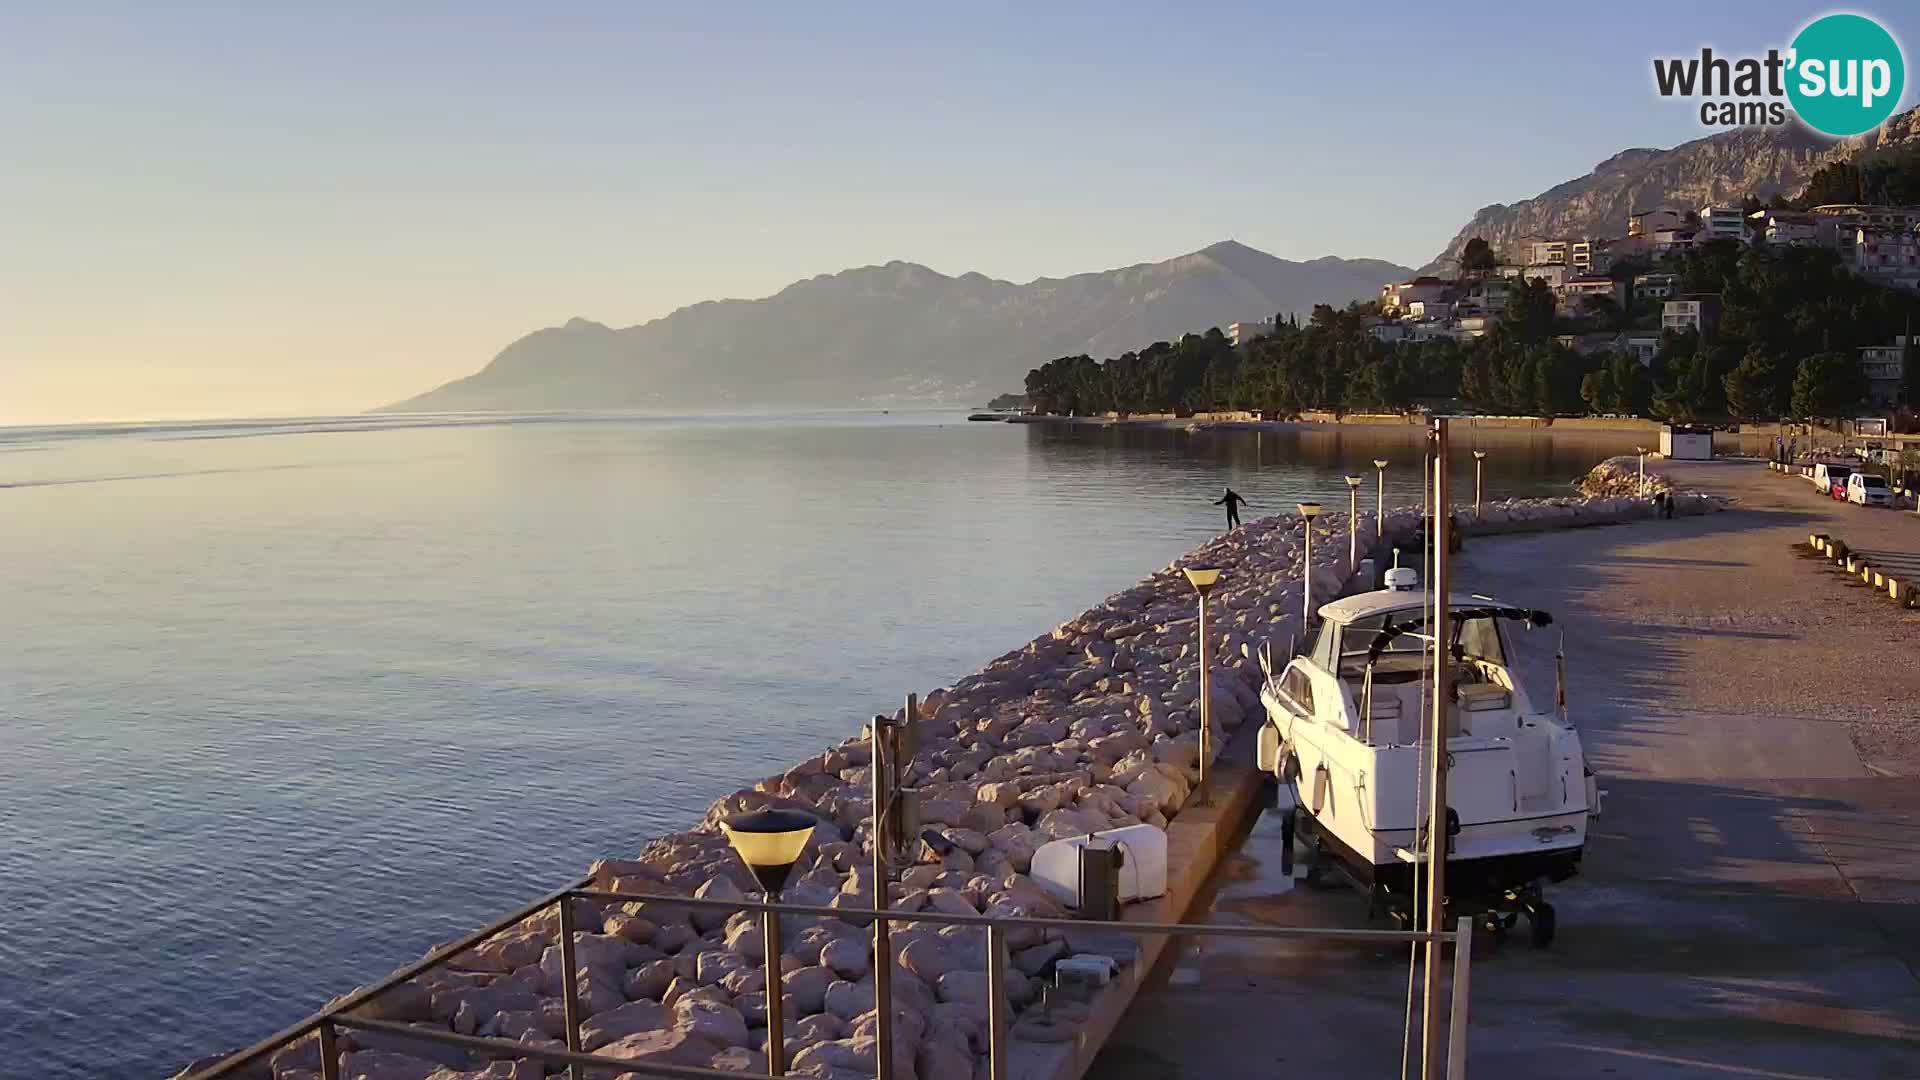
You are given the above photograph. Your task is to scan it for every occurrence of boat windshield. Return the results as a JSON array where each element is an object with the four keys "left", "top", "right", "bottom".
[{"left": 1338, "top": 612, "right": 1428, "bottom": 664}]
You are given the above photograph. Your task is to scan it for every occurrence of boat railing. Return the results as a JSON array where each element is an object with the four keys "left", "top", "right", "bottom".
[{"left": 181, "top": 880, "right": 1477, "bottom": 1080}]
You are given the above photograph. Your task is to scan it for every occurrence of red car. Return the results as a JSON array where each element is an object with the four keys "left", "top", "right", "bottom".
[{"left": 1831, "top": 479, "right": 1850, "bottom": 500}]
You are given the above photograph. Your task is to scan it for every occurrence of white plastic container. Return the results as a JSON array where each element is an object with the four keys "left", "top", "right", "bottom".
[
  {"left": 1055, "top": 954, "right": 1117, "bottom": 988},
  {"left": 1029, "top": 823, "right": 1169, "bottom": 909}
]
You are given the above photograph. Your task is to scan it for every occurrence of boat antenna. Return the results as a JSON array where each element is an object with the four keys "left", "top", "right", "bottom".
[{"left": 1421, "top": 416, "right": 1454, "bottom": 1078}]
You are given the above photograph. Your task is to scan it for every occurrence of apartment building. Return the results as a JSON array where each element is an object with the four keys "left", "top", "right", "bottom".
[{"left": 1662, "top": 294, "right": 1721, "bottom": 335}]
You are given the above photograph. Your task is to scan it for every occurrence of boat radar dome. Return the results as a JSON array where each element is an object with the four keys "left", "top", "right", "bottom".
[{"left": 1384, "top": 567, "right": 1421, "bottom": 592}]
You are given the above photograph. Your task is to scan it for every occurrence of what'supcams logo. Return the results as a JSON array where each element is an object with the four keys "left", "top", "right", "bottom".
[{"left": 1653, "top": 12, "right": 1904, "bottom": 136}]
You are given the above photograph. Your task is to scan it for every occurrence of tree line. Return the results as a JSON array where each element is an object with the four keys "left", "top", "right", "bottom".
[{"left": 1022, "top": 240, "right": 1920, "bottom": 423}]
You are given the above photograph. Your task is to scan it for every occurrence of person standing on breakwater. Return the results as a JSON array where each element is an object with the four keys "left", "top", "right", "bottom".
[{"left": 1214, "top": 487, "right": 1250, "bottom": 530}]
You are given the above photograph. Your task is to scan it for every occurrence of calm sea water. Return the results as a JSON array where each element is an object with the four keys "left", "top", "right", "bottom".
[{"left": 0, "top": 412, "right": 1633, "bottom": 1076}]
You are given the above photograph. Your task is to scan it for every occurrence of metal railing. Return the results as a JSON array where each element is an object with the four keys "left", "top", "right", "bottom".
[{"left": 184, "top": 883, "right": 1474, "bottom": 1080}]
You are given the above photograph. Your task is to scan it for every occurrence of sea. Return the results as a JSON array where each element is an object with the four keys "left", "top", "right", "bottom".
[{"left": 0, "top": 411, "right": 1637, "bottom": 1076}]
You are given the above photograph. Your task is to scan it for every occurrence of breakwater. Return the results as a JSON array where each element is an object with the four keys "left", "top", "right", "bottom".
[{"left": 179, "top": 467, "right": 1723, "bottom": 1080}]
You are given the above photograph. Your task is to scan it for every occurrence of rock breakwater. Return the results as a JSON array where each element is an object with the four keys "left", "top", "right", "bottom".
[{"left": 187, "top": 463, "right": 1723, "bottom": 1080}]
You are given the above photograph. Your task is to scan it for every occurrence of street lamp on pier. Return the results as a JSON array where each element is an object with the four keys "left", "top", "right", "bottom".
[
  {"left": 1472, "top": 450, "right": 1488, "bottom": 512},
  {"left": 1298, "top": 501, "right": 1323, "bottom": 629},
  {"left": 721, "top": 809, "right": 818, "bottom": 1077},
  {"left": 1182, "top": 565, "right": 1222, "bottom": 805},
  {"left": 1373, "top": 458, "right": 1389, "bottom": 527},
  {"left": 1345, "top": 475, "right": 1364, "bottom": 568}
]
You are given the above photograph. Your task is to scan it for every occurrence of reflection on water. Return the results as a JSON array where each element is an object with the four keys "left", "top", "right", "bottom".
[{"left": 0, "top": 412, "right": 1634, "bottom": 1076}]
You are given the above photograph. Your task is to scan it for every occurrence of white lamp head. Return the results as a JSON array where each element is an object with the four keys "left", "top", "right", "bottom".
[
  {"left": 1373, "top": 459, "right": 1389, "bottom": 469},
  {"left": 720, "top": 809, "right": 817, "bottom": 897},
  {"left": 1298, "top": 501, "right": 1322, "bottom": 519},
  {"left": 1182, "top": 565, "right": 1222, "bottom": 595},
  {"left": 1344, "top": 475, "right": 1362, "bottom": 489},
  {"left": 1472, "top": 450, "right": 1487, "bottom": 460}
]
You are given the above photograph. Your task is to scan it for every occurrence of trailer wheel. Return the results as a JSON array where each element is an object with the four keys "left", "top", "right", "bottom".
[
  {"left": 1527, "top": 902, "right": 1557, "bottom": 948},
  {"left": 1279, "top": 810, "right": 1296, "bottom": 876}
]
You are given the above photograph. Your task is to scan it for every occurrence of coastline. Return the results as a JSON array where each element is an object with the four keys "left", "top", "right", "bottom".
[
  {"left": 1004, "top": 413, "right": 1673, "bottom": 436},
  {"left": 180, "top": 468, "right": 1724, "bottom": 1079}
]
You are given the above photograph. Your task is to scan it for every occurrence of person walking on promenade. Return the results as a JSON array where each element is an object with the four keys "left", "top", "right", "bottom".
[{"left": 1214, "top": 487, "right": 1250, "bottom": 530}]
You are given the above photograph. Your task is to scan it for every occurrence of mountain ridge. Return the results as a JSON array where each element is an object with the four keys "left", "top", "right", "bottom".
[
  {"left": 381, "top": 241, "right": 1412, "bottom": 412},
  {"left": 1421, "top": 107, "right": 1920, "bottom": 273}
]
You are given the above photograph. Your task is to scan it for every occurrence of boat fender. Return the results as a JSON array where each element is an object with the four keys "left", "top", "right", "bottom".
[
  {"left": 1310, "top": 763, "right": 1330, "bottom": 815},
  {"left": 1257, "top": 723, "right": 1281, "bottom": 774}
]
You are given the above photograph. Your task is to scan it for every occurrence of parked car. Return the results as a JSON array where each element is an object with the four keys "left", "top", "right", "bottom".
[
  {"left": 1813, "top": 462, "right": 1852, "bottom": 494},
  {"left": 1847, "top": 473, "right": 1892, "bottom": 507}
]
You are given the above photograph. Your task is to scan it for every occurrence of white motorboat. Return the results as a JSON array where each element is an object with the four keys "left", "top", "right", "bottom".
[{"left": 1256, "top": 569, "right": 1599, "bottom": 945}]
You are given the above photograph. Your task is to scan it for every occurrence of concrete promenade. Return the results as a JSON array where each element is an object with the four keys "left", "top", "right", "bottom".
[{"left": 1090, "top": 459, "right": 1920, "bottom": 1079}]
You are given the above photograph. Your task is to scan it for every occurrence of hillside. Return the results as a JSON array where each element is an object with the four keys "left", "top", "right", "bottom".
[
  {"left": 1423, "top": 107, "right": 1920, "bottom": 273},
  {"left": 382, "top": 241, "right": 1411, "bottom": 412}
]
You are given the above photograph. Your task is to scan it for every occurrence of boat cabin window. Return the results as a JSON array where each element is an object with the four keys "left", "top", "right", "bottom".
[
  {"left": 1309, "top": 619, "right": 1339, "bottom": 670},
  {"left": 1456, "top": 613, "right": 1506, "bottom": 665},
  {"left": 1277, "top": 667, "right": 1315, "bottom": 715}
]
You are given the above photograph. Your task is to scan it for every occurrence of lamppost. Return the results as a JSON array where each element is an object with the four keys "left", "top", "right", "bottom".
[
  {"left": 1472, "top": 450, "right": 1487, "bottom": 512},
  {"left": 1345, "top": 475, "right": 1363, "bottom": 568},
  {"left": 1182, "top": 565, "right": 1222, "bottom": 805},
  {"left": 721, "top": 809, "right": 818, "bottom": 1077},
  {"left": 1373, "top": 458, "right": 1388, "bottom": 526},
  {"left": 1634, "top": 446, "right": 1649, "bottom": 496},
  {"left": 1298, "top": 502, "right": 1322, "bottom": 628}
]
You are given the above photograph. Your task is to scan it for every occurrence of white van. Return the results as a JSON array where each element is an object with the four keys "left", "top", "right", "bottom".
[
  {"left": 1847, "top": 472, "right": 1891, "bottom": 507},
  {"left": 1813, "top": 462, "right": 1852, "bottom": 495}
]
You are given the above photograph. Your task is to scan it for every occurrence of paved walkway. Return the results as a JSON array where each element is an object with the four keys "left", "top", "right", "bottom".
[{"left": 1090, "top": 459, "right": 1920, "bottom": 1079}]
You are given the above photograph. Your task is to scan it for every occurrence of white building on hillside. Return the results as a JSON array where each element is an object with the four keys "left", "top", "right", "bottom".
[
  {"left": 1227, "top": 320, "right": 1276, "bottom": 346},
  {"left": 1700, "top": 205, "right": 1746, "bottom": 242},
  {"left": 1859, "top": 337, "right": 1908, "bottom": 407},
  {"left": 1630, "top": 208, "right": 1688, "bottom": 237},
  {"left": 1849, "top": 226, "right": 1920, "bottom": 289}
]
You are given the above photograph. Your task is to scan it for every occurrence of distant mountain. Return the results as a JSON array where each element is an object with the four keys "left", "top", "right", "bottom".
[
  {"left": 1423, "top": 106, "right": 1920, "bottom": 274},
  {"left": 381, "top": 241, "right": 1411, "bottom": 411}
]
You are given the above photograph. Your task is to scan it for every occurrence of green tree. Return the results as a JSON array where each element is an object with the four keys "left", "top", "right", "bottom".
[
  {"left": 1723, "top": 346, "right": 1784, "bottom": 420},
  {"left": 1498, "top": 276, "right": 1558, "bottom": 345},
  {"left": 1460, "top": 237, "right": 1498, "bottom": 273},
  {"left": 1580, "top": 368, "right": 1617, "bottom": 413},
  {"left": 1791, "top": 351, "right": 1867, "bottom": 420}
]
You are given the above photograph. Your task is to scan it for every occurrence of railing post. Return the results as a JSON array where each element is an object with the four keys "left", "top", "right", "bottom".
[
  {"left": 1446, "top": 916, "right": 1473, "bottom": 1080},
  {"left": 317, "top": 1021, "right": 341, "bottom": 1080},
  {"left": 986, "top": 924, "right": 1010, "bottom": 1080},
  {"left": 556, "top": 897, "right": 585, "bottom": 1080},
  {"left": 871, "top": 722, "right": 895, "bottom": 1080},
  {"left": 763, "top": 908, "right": 786, "bottom": 1076}
]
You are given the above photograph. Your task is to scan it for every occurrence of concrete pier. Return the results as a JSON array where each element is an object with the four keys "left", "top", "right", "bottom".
[{"left": 1091, "top": 458, "right": 1920, "bottom": 1080}]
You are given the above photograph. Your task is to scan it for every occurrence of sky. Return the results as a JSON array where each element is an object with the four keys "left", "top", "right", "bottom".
[{"left": 5, "top": 2, "right": 1919, "bottom": 424}]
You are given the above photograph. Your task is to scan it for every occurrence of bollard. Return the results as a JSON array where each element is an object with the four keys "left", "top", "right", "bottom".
[{"left": 1891, "top": 577, "right": 1904, "bottom": 603}]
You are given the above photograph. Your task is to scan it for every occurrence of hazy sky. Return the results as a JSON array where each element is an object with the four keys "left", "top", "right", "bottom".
[{"left": 5, "top": 2, "right": 1917, "bottom": 423}]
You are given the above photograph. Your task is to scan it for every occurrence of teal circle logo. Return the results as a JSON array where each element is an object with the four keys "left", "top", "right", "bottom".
[{"left": 1788, "top": 14, "right": 1905, "bottom": 136}]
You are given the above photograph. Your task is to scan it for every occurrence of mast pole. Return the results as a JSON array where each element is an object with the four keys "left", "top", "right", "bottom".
[{"left": 1422, "top": 417, "right": 1453, "bottom": 1079}]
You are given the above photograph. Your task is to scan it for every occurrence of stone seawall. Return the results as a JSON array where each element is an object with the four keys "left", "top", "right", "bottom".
[{"left": 184, "top": 469, "right": 1725, "bottom": 1080}]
